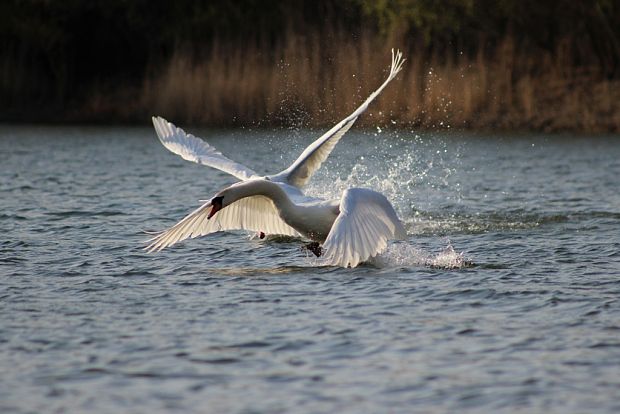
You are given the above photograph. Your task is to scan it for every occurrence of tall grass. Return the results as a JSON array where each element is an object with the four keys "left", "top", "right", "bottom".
[{"left": 84, "top": 31, "right": 620, "bottom": 132}]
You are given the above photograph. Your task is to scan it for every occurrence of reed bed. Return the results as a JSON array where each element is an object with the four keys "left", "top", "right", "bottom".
[{"left": 84, "top": 32, "right": 620, "bottom": 132}]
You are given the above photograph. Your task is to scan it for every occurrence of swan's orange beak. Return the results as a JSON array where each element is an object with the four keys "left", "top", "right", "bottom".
[{"left": 207, "top": 196, "right": 223, "bottom": 219}]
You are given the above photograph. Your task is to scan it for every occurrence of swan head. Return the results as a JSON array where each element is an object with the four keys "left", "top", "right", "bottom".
[
  {"left": 207, "top": 179, "right": 281, "bottom": 219},
  {"left": 206, "top": 181, "right": 252, "bottom": 219},
  {"left": 207, "top": 196, "right": 224, "bottom": 219}
]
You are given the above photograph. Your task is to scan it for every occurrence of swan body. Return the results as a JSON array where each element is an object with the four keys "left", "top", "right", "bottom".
[
  {"left": 147, "top": 50, "right": 407, "bottom": 267},
  {"left": 147, "top": 178, "right": 406, "bottom": 267}
]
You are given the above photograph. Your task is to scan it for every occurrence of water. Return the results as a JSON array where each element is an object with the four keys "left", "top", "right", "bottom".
[{"left": 1, "top": 124, "right": 619, "bottom": 413}]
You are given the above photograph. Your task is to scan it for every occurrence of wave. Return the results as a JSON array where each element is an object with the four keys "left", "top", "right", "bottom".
[
  {"left": 307, "top": 153, "right": 619, "bottom": 237},
  {"left": 44, "top": 210, "right": 126, "bottom": 218},
  {"left": 402, "top": 210, "right": 620, "bottom": 235}
]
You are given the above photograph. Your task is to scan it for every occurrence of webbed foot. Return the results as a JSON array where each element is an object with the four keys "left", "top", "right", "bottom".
[{"left": 303, "top": 242, "right": 322, "bottom": 257}]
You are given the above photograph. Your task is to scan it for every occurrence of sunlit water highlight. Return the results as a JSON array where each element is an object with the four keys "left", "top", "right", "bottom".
[{"left": 1, "top": 125, "right": 619, "bottom": 413}]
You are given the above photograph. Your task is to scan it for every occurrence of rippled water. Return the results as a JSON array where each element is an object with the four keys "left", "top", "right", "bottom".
[{"left": 1, "top": 125, "right": 619, "bottom": 413}]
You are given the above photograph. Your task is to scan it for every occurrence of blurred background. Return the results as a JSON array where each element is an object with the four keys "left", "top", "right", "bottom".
[{"left": 2, "top": 0, "right": 619, "bottom": 131}]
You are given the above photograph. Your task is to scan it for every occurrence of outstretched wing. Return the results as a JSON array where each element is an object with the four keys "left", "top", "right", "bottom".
[
  {"left": 272, "top": 49, "right": 405, "bottom": 188},
  {"left": 145, "top": 195, "right": 300, "bottom": 252},
  {"left": 320, "top": 188, "right": 407, "bottom": 268},
  {"left": 152, "top": 116, "right": 258, "bottom": 181}
]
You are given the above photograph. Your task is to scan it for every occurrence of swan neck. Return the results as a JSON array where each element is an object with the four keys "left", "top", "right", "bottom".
[{"left": 229, "top": 180, "right": 293, "bottom": 210}]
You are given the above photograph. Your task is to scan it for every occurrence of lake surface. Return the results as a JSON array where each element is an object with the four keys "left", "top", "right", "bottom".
[{"left": 1, "top": 124, "right": 619, "bottom": 413}]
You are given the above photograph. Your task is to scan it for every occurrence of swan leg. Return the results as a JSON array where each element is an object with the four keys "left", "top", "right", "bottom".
[{"left": 303, "top": 242, "right": 323, "bottom": 257}]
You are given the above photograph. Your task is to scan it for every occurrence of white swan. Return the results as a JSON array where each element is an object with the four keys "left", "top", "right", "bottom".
[{"left": 147, "top": 50, "right": 407, "bottom": 267}]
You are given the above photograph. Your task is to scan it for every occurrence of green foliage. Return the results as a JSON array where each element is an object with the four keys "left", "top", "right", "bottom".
[{"left": 355, "top": 0, "right": 475, "bottom": 41}]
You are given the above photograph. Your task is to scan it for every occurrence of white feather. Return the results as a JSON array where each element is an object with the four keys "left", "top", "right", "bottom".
[
  {"left": 273, "top": 49, "right": 405, "bottom": 188},
  {"left": 152, "top": 116, "right": 258, "bottom": 181},
  {"left": 146, "top": 51, "right": 408, "bottom": 267},
  {"left": 146, "top": 190, "right": 300, "bottom": 253},
  {"left": 146, "top": 181, "right": 407, "bottom": 268},
  {"left": 152, "top": 50, "right": 405, "bottom": 189},
  {"left": 321, "top": 188, "right": 407, "bottom": 268}
]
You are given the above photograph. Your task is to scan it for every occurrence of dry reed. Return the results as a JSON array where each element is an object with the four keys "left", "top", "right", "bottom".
[{"left": 125, "top": 31, "right": 620, "bottom": 132}]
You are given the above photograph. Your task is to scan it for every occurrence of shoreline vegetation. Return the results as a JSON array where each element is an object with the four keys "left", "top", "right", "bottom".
[{"left": 2, "top": 1, "right": 619, "bottom": 132}]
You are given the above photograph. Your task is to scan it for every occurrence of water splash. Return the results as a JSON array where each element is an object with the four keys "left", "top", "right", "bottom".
[
  {"left": 402, "top": 211, "right": 550, "bottom": 235},
  {"left": 372, "top": 241, "right": 472, "bottom": 269},
  {"left": 300, "top": 132, "right": 476, "bottom": 269},
  {"left": 306, "top": 132, "right": 463, "bottom": 219},
  {"left": 426, "top": 242, "right": 473, "bottom": 269},
  {"left": 303, "top": 240, "right": 472, "bottom": 270}
]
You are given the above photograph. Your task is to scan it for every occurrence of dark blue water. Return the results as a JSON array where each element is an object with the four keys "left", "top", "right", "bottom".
[{"left": 1, "top": 125, "right": 619, "bottom": 413}]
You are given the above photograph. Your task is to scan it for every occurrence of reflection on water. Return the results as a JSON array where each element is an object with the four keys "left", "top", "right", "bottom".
[{"left": 1, "top": 125, "right": 620, "bottom": 413}]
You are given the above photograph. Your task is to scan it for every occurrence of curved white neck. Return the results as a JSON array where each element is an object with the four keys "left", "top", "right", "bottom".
[
  {"left": 226, "top": 179, "right": 294, "bottom": 211},
  {"left": 222, "top": 179, "right": 336, "bottom": 241}
]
